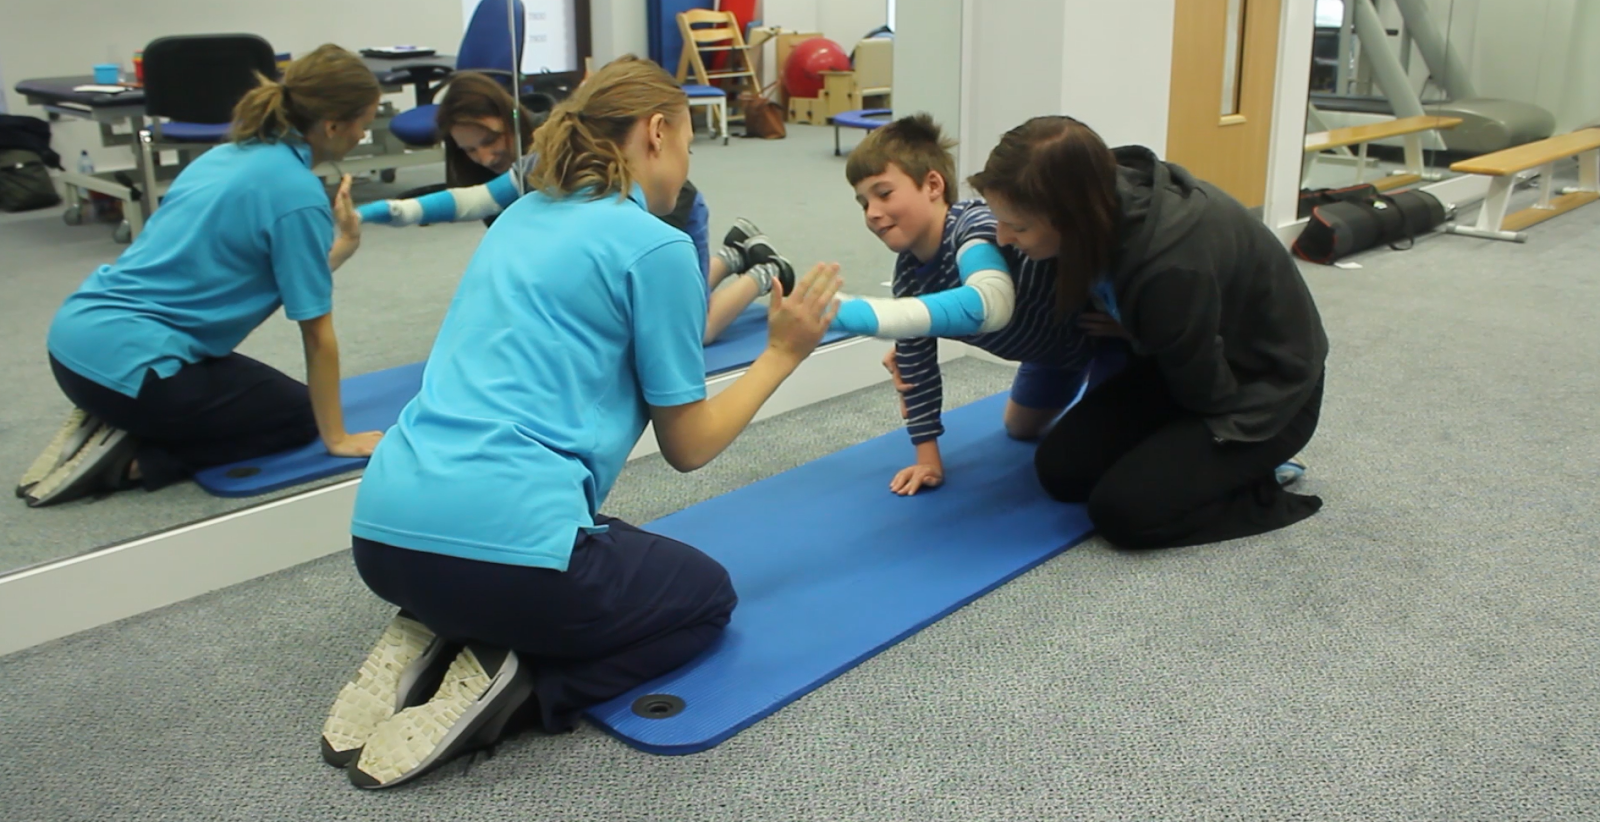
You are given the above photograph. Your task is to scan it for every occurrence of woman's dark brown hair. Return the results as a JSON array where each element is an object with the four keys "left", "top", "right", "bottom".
[
  {"left": 968, "top": 116, "right": 1121, "bottom": 315},
  {"left": 435, "top": 72, "right": 544, "bottom": 187}
]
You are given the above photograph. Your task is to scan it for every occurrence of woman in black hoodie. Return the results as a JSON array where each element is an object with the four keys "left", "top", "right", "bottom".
[{"left": 969, "top": 115, "right": 1329, "bottom": 549}]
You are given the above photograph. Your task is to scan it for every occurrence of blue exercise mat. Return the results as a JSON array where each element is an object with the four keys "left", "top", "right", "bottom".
[
  {"left": 584, "top": 392, "right": 1096, "bottom": 755},
  {"left": 193, "top": 305, "right": 854, "bottom": 497},
  {"left": 192, "top": 363, "right": 425, "bottom": 497},
  {"left": 703, "top": 304, "right": 854, "bottom": 376}
]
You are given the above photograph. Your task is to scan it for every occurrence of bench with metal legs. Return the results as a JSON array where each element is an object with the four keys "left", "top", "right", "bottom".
[{"left": 1447, "top": 128, "right": 1600, "bottom": 243}]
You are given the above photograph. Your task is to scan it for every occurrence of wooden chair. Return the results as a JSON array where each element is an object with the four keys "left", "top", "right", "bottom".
[
  {"left": 674, "top": 10, "right": 758, "bottom": 100},
  {"left": 1446, "top": 128, "right": 1600, "bottom": 242},
  {"left": 1302, "top": 115, "right": 1463, "bottom": 192}
]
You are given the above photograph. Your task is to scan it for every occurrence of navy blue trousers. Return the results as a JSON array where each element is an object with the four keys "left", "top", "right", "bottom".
[
  {"left": 352, "top": 516, "right": 738, "bottom": 733},
  {"left": 50, "top": 353, "right": 317, "bottom": 490}
]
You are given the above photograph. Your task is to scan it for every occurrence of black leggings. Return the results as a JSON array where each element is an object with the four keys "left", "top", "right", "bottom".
[
  {"left": 352, "top": 515, "right": 738, "bottom": 733},
  {"left": 50, "top": 354, "right": 318, "bottom": 490},
  {"left": 1034, "top": 357, "right": 1324, "bottom": 549}
]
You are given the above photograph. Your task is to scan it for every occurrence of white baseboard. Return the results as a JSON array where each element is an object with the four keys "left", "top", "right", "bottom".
[
  {"left": 0, "top": 479, "right": 361, "bottom": 657},
  {"left": 0, "top": 339, "right": 935, "bottom": 656}
]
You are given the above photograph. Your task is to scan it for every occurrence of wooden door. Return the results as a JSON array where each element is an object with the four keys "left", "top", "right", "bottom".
[{"left": 1166, "top": 0, "right": 1284, "bottom": 208}]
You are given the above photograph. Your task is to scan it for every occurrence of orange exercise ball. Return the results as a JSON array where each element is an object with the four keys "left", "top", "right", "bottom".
[{"left": 782, "top": 37, "right": 851, "bottom": 99}]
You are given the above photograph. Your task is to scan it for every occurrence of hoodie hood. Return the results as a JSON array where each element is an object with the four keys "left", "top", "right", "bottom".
[{"left": 1110, "top": 145, "right": 1205, "bottom": 284}]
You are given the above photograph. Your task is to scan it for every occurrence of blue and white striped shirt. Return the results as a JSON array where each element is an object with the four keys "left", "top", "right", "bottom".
[{"left": 895, "top": 200, "right": 1093, "bottom": 444}]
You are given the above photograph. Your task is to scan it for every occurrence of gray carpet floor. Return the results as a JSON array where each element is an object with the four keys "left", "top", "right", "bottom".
[
  {"left": 2, "top": 132, "right": 1599, "bottom": 820},
  {"left": 0, "top": 123, "right": 896, "bottom": 573}
]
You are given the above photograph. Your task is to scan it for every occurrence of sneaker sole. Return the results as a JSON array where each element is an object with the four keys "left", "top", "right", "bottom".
[
  {"left": 320, "top": 615, "right": 441, "bottom": 767},
  {"left": 349, "top": 648, "right": 531, "bottom": 789},
  {"left": 16, "top": 408, "right": 94, "bottom": 498},
  {"left": 722, "top": 217, "right": 762, "bottom": 249},
  {"left": 25, "top": 424, "right": 130, "bottom": 507}
]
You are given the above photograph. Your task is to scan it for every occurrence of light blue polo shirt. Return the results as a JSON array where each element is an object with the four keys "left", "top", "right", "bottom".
[
  {"left": 47, "top": 140, "right": 335, "bottom": 397},
  {"left": 351, "top": 184, "right": 708, "bottom": 571}
]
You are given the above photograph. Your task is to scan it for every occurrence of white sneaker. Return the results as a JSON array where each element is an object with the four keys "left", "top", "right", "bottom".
[
  {"left": 320, "top": 612, "right": 453, "bottom": 768},
  {"left": 25, "top": 423, "right": 136, "bottom": 507},
  {"left": 17, "top": 408, "right": 96, "bottom": 498},
  {"left": 349, "top": 645, "right": 534, "bottom": 789}
]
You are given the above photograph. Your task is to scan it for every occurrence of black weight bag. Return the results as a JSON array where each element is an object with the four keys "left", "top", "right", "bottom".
[
  {"left": 0, "top": 114, "right": 63, "bottom": 213},
  {"left": 1293, "top": 187, "right": 1447, "bottom": 264}
]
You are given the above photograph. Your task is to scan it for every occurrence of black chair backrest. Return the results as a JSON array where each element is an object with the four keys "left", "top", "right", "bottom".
[{"left": 142, "top": 34, "right": 278, "bottom": 124}]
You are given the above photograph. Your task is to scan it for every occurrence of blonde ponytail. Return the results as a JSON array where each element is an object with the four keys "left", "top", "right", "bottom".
[
  {"left": 525, "top": 55, "right": 686, "bottom": 199},
  {"left": 230, "top": 78, "right": 294, "bottom": 143},
  {"left": 230, "top": 44, "right": 379, "bottom": 143}
]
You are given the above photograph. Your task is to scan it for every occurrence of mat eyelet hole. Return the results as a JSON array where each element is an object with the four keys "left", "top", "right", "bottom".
[{"left": 631, "top": 694, "right": 685, "bottom": 719}]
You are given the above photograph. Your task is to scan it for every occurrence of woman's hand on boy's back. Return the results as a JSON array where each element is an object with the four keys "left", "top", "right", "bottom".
[
  {"left": 766, "top": 262, "right": 843, "bottom": 366},
  {"left": 1078, "top": 311, "right": 1132, "bottom": 340}
]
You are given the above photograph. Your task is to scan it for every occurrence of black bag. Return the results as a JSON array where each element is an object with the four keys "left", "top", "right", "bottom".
[
  {"left": 1296, "top": 182, "right": 1377, "bottom": 219},
  {"left": 1292, "top": 188, "right": 1446, "bottom": 264},
  {"left": 0, "top": 149, "right": 62, "bottom": 213},
  {"left": 0, "top": 114, "right": 63, "bottom": 213}
]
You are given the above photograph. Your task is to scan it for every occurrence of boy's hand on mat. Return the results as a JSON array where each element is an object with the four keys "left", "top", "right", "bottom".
[
  {"left": 890, "top": 462, "right": 943, "bottom": 495},
  {"left": 767, "top": 262, "right": 843, "bottom": 364},
  {"left": 327, "top": 430, "right": 384, "bottom": 458},
  {"left": 333, "top": 175, "right": 361, "bottom": 243},
  {"left": 1078, "top": 312, "right": 1131, "bottom": 340}
]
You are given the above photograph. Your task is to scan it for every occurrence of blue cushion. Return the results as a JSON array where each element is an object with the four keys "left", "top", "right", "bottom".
[
  {"left": 683, "top": 84, "right": 726, "bottom": 99},
  {"left": 834, "top": 108, "right": 892, "bottom": 130},
  {"left": 390, "top": 104, "right": 439, "bottom": 146},
  {"left": 156, "top": 121, "right": 231, "bottom": 142}
]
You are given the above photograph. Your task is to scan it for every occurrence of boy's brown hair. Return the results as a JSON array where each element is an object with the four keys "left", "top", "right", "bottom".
[{"left": 845, "top": 113, "right": 958, "bottom": 205}]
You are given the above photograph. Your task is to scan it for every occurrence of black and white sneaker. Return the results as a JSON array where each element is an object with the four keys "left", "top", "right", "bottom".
[
  {"left": 17, "top": 408, "right": 97, "bottom": 498},
  {"left": 348, "top": 645, "right": 535, "bottom": 789},
  {"left": 744, "top": 240, "right": 796, "bottom": 297},
  {"left": 722, "top": 217, "right": 763, "bottom": 249},
  {"left": 24, "top": 423, "right": 137, "bottom": 508},
  {"left": 320, "top": 612, "right": 456, "bottom": 768}
]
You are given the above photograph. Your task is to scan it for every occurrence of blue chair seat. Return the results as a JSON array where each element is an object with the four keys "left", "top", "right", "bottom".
[
  {"left": 683, "top": 84, "right": 726, "bottom": 99},
  {"left": 390, "top": 104, "right": 439, "bottom": 146},
  {"left": 831, "top": 109, "right": 893, "bottom": 156},
  {"left": 833, "top": 108, "right": 892, "bottom": 130},
  {"left": 157, "top": 121, "right": 232, "bottom": 142}
]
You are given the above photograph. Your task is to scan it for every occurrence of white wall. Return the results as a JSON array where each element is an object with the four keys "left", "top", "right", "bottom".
[
  {"left": 1058, "top": 0, "right": 1175, "bottom": 156},
  {"left": 953, "top": 0, "right": 1177, "bottom": 185},
  {"left": 959, "top": 0, "right": 1067, "bottom": 188},
  {"left": 590, "top": 0, "right": 649, "bottom": 65},
  {"left": 890, "top": 0, "right": 963, "bottom": 170},
  {"left": 0, "top": 0, "right": 460, "bottom": 171},
  {"left": 1422, "top": 0, "right": 1596, "bottom": 130},
  {"left": 762, "top": 0, "right": 889, "bottom": 52}
]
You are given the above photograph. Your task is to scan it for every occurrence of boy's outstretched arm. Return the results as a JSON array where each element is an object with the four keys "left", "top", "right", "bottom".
[
  {"left": 833, "top": 239, "right": 1016, "bottom": 339},
  {"left": 356, "top": 166, "right": 523, "bottom": 226}
]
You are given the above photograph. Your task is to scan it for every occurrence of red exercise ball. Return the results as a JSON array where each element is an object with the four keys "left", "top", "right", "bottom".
[{"left": 783, "top": 37, "right": 851, "bottom": 99}]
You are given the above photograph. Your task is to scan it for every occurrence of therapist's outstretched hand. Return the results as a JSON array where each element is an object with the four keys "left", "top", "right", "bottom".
[
  {"left": 332, "top": 175, "right": 361, "bottom": 244},
  {"left": 767, "top": 262, "right": 842, "bottom": 365}
]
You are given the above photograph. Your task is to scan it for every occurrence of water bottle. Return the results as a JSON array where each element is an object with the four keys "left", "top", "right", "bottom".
[{"left": 76, "top": 150, "right": 94, "bottom": 205}]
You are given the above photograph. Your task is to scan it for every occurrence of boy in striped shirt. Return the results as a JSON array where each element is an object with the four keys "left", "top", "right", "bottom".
[{"left": 831, "top": 114, "right": 1100, "bottom": 495}]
